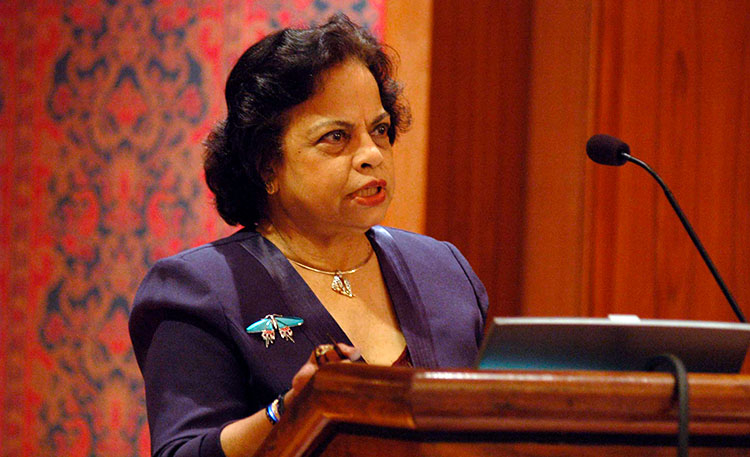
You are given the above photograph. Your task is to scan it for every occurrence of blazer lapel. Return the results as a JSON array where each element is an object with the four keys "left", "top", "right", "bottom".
[
  {"left": 239, "top": 233, "right": 353, "bottom": 350},
  {"left": 368, "top": 226, "right": 438, "bottom": 368}
]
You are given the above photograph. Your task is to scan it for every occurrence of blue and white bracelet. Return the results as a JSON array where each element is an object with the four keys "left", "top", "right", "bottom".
[{"left": 264, "top": 393, "right": 286, "bottom": 425}]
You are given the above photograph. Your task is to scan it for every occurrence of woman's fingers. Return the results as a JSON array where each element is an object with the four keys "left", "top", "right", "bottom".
[
  {"left": 289, "top": 343, "right": 361, "bottom": 398},
  {"left": 336, "top": 343, "right": 361, "bottom": 362},
  {"left": 314, "top": 343, "right": 361, "bottom": 364}
]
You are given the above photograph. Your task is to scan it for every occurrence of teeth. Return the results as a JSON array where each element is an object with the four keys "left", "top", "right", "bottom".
[{"left": 354, "top": 187, "right": 379, "bottom": 197}]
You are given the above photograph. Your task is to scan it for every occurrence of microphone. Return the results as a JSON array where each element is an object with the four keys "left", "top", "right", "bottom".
[
  {"left": 586, "top": 134, "right": 630, "bottom": 166},
  {"left": 586, "top": 134, "right": 746, "bottom": 323}
]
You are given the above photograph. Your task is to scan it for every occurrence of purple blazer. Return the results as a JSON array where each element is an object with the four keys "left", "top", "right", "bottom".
[{"left": 129, "top": 226, "right": 488, "bottom": 457}]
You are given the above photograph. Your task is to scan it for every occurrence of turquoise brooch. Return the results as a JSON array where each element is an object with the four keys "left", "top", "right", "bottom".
[{"left": 246, "top": 314, "right": 304, "bottom": 347}]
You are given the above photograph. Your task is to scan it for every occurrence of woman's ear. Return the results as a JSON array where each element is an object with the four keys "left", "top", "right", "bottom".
[{"left": 262, "top": 167, "right": 278, "bottom": 195}]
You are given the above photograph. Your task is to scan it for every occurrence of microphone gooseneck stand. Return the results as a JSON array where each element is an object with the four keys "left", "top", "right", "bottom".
[
  {"left": 623, "top": 152, "right": 746, "bottom": 323},
  {"left": 585, "top": 134, "right": 746, "bottom": 323},
  {"left": 586, "top": 133, "right": 750, "bottom": 457}
]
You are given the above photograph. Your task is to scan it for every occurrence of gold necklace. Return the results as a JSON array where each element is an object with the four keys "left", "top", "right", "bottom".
[
  {"left": 270, "top": 225, "right": 373, "bottom": 298},
  {"left": 287, "top": 251, "right": 373, "bottom": 298}
]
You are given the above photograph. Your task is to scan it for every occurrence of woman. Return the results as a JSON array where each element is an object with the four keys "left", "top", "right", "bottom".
[{"left": 129, "top": 14, "right": 488, "bottom": 457}]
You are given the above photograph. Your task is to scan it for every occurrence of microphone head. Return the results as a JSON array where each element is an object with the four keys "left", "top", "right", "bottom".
[{"left": 586, "top": 134, "right": 630, "bottom": 166}]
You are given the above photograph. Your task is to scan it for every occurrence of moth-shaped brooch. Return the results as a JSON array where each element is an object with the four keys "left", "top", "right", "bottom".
[{"left": 246, "top": 314, "right": 304, "bottom": 347}]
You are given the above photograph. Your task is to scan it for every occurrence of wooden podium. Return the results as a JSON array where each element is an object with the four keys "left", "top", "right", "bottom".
[{"left": 255, "top": 364, "right": 750, "bottom": 457}]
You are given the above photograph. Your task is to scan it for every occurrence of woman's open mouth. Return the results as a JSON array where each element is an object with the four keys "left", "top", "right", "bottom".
[
  {"left": 352, "top": 186, "right": 381, "bottom": 198},
  {"left": 350, "top": 181, "right": 387, "bottom": 206}
]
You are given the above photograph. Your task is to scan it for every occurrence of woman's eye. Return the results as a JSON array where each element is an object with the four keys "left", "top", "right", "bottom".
[
  {"left": 374, "top": 123, "right": 390, "bottom": 136},
  {"left": 320, "top": 130, "right": 348, "bottom": 143}
]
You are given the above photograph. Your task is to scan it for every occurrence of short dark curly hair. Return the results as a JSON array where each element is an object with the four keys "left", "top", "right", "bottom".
[{"left": 204, "top": 14, "right": 411, "bottom": 227}]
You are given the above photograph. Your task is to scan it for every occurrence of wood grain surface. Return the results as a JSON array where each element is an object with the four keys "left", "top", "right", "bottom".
[{"left": 255, "top": 364, "right": 750, "bottom": 457}]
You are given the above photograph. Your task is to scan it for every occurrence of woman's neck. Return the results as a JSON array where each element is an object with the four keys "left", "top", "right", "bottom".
[{"left": 257, "top": 220, "right": 373, "bottom": 272}]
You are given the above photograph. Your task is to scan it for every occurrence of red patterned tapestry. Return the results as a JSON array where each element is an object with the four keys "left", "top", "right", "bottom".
[{"left": 0, "top": 1, "right": 383, "bottom": 455}]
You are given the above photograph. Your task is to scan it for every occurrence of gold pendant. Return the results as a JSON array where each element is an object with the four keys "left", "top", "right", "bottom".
[{"left": 331, "top": 273, "right": 354, "bottom": 298}]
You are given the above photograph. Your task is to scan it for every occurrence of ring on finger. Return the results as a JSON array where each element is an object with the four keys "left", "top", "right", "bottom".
[{"left": 314, "top": 344, "right": 335, "bottom": 365}]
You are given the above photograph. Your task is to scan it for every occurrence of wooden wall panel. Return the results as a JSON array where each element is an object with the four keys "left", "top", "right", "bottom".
[
  {"left": 426, "top": 1, "right": 533, "bottom": 319},
  {"left": 521, "top": 0, "right": 594, "bottom": 317},
  {"left": 426, "top": 0, "right": 750, "bottom": 326},
  {"left": 586, "top": 0, "right": 750, "bottom": 321},
  {"left": 383, "top": 0, "right": 432, "bottom": 234},
  {"left": 651, "top": 1, "right": 703, "bottom": 319},
  {"left": 587, "top": 0, "right": 665, "bottom": 318}
]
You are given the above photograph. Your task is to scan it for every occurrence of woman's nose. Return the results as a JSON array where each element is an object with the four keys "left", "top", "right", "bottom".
[{"left": 353, "top": 133, "right": 385, "bottom": 170}]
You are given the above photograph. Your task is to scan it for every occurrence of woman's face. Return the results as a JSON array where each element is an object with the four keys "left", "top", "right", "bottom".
[{"left": 267, "top": 59, "right": 395, "bottom": 238}]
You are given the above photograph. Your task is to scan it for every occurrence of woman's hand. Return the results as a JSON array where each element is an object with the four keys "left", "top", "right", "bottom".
[
  {"left": 286, "top": 343, "right": 361, "bottom": 405},
  {"left": 220, "top": 343, "right": 360, "bottom": 457}
]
